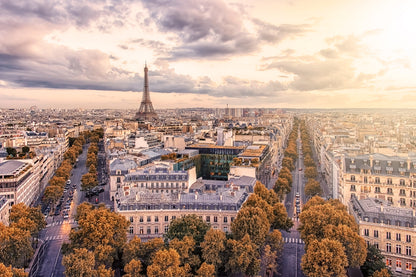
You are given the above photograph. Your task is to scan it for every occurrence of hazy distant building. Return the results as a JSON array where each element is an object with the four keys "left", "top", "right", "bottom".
[{"left": 135, "top": 64, "right": 158, "bottom": 121}]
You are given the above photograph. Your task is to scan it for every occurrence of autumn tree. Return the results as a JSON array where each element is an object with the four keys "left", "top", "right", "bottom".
[
  {"left": 147, "top": 249, "right": 189, "bottom": 277},
  {"left": 224, "top": 234, "right": 260, "bottom": 276},
  {"left": 0, "top": 224, "right": 33, "bottom": 268},
  {"left": 9, "top": 203, "right": 46, "bottom": 237},
  {"left": 63, "top": 248, "right": 98, "bottom": 277},
  {"left": 67, "top": 205, "right": 129, "bottom": 267},
  {"left": 165, "top": 214, "right": 210, "bottom": 246},
  {"left": 304, "top": 166, "right": 318, "bottom": 179},
  {"left": 123, "top": 237, "right": 165, "bottom": 273},
  {"left": 273, "top": 177, "right": 291, "bottom": 200},
  {"left": 0, "top": 262, "right": 27, "bottom": 277},
  {"left": 372, "top": 268, "right": 391, "bottom": 277},
  {"left": 253, "top": 181, "right": 278, "bottom": 206},
  {"left": 201, "top": 229, "right": 226, "bottom": 273},
  {"left": 42, "top": 185, "right": 63, "bottom": 206},
  {"left": 282, "top": 157, "right": 294, "bottom": 171},
  {"left": 304, "top": 179, "right": 322, "bottom": 199},
  {"left": 196, "top": 262, "right": 215, "bottom": 277},
  {"left": 323, "top": 224, "right": 367, "bottom": 268},
  {"left": 301, "top": 238, "right": 348, "bottom": 277},
  {"left": 81, "top": 172, "right": 98, "bottom": 191},
  {"left": 124, "top": 259, "right": 143, "bottom": 277},
  {"left": 231, "top": 206, "right": 270, "bottom": 247},
  {"left": 169, "top": 236, "right": 200, "bottom": 272},
  {"left": 260, "top": 245, "right": 278, "bottom": 277}
]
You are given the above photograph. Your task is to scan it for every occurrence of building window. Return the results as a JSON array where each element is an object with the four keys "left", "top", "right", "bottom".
[
  {"left": 374, "top": 242, "right": 379, "bottom": 249},
  {"left": 214, "top": 216, "right": 218, "bottom": 223},
  {"left": 387, "top": 232, "right": 391, "bottom": 239},
  {"left": 406, "top": 262, "right": 412, "bottom": 271},
  {"left": 364, "top": 229, "right": 369, "bottom": 236},
  {"left": 396, "top": 245, "right": 402, "bottom": 254},
  {"left": 387, "top": 197, "right": 393, "bottom": 204},
  {"left": 397, "top": 233, "right": 401, "bottom": 241},
  {"left": 147, "top": 216, "right": 151, "bottom": 222},
  {"left": 231, "top": 217, "right": 235, "bottom": 222},
  {"left": 374, "top": 230, "right": 379, "bottom": 238},
  {"left": 164, "top": 225, "right": 169, "bottom": 233},
  {"left": 400, "top": 179, "right": 406, "bottom": 186},
  {"left": 165, "top": 216, "right": 169, "bottom": 222},
  {"left": 400, "top": 198, "right": 406, "bottom": 206},
  {"left": 206, "top": 216, "right": 210, "bottom": 222},
  {"left": 406, "top": 246, "right": 412, "bottom": 256},
  {"left": 155, "top": 216, "right": 159, "bottom": 222},
  {"left": 375, "top": 177, "right": 380, "bottom": 184},
  {"left": 172, "top": 216, "right": 176, "bottom": 220},
  {"left": 140, "top": 227, "right": 144, "bottom": 234},
  {"left": 350, "top": 185, "right": 356, "bottom": 191},
  {"left": 396, "top": 259, "right": 402, "bottom": 269},
  {"left": 400, "top": 189, "right": 406, "bottom": 196},
  {"left": 364, "top": 176, "right": 368, "bottom": 183},
  {"left": 116, "top": 177, "right": 121, "bottom": 183},
  {"left": 350, "top": 175, "right": 355, "bottom": 181},
  {"left": 375, "top": 187, "right": 380, "bottom": 193},
  {"left": 129, "top": 226, "right": 134, "bottom": 234},
  {"left": 386, "top": 258, "right": 392, "bottom": 267},
  {"left": 129, "top": 216, "right": 133, "bottom": 223},
  {"left": 406, "top": 235, "right": 411, "bottom": 243},
  {"left": 224, "top": 226, "right": 228, "bottom": 232},
  {"left": 224, "top": 217, "right": 228, "bottom": 223},
  {"left": 396, "top": 221, "right": 402, "bottom": 227},
  {"left": 155, "top": 226, "right": 159, "bottom": 234},
  {"left": 386, "top": 243, "right": 391, "bottom": 253},
  {"left": 387, "top": 188, "right": 393, "bottom": 194},
  {"left": 387, "top": 178, "right": 392, "bottom": 184}
]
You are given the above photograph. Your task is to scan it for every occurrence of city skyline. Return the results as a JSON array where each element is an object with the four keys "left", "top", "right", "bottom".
[{"left": 1, "top": 0, "right": 415, "bottom": 109}]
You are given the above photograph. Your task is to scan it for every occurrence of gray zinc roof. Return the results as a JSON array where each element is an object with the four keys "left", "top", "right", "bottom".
[{"left": 0, "top": 160, "right": 26, "bottom": 175}]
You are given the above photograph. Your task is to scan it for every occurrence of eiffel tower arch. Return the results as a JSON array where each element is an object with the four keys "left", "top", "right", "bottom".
[{"left": 135, "top": 64, "right": 158, "bottom": 121}]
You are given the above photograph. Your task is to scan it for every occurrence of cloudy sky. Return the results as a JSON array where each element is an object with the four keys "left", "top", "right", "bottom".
[{"left": 1, "top": 0, "right": 415, "bottom": 109}]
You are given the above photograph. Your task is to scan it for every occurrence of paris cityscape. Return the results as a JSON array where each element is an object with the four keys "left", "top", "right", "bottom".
[{"left": 1, "top": 1, "right": 416, "bottom": 277}]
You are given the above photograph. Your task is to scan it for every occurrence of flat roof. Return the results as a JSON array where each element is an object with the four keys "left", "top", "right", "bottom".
[{"left": 0, "top": 160, "right": 26, "bottom": 175}]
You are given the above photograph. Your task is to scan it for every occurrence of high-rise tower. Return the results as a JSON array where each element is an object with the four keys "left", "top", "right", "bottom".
[{"left": 135, "top": 64, "right": 157, "bottom": 121}]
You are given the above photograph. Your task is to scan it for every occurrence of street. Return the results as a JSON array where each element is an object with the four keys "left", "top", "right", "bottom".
[
  {"left": 36, "top": 144, "right": 89, "bottom": 277},
  {"left": 278, "top": 129, "right": 306, "bottom": 277}
]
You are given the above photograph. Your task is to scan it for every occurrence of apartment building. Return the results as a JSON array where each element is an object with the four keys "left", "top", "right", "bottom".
[{"left": 349, "top": 196, "right": 416, "bottom": 275}]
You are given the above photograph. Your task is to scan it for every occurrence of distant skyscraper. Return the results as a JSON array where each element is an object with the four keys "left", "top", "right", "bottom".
[{"left": 135, "top": 64, "right": 157, "bottom": 121}]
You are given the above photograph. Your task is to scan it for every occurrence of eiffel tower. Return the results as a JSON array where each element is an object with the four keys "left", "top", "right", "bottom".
[{"left": 135, "top": 64, "right": 157, "bottom": 121}]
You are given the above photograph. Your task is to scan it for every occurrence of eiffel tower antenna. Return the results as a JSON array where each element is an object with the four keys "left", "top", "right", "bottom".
[{"left": 135, "top": 63, "right": 157, "bottom": 121}]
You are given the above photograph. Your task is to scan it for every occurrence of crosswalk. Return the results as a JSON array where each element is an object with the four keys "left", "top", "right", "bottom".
[
  {"left": 44, "top": 235, "right": 66, "bottom": 241},
  {"left": 283, "top": 237, "right": 304, "bottom": 244},
  {"left": 46, "top": 219, "right": 76, "bottom": 228}
]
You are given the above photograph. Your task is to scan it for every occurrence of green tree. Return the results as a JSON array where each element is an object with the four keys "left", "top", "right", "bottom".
[
  {"left": 165, "top": 214, "right": 210, "bottom": 246},
  {"left": 6, "top": 147, "right": 17, "bottom": 157},
  {"left": 301, "top": 238, "right": 348, "bottom": 277},
  {"left": 21, "top": 146, "right": 30, "bottom": 154},
  {"left": 147, "top": 249, "right": 189, "bottom": 277},
  {"left": 361, "top": 244, "right": 390, "bottom": 277},
  {"left": 231, "top": 206, "right": 270, "bottom": 247}
]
